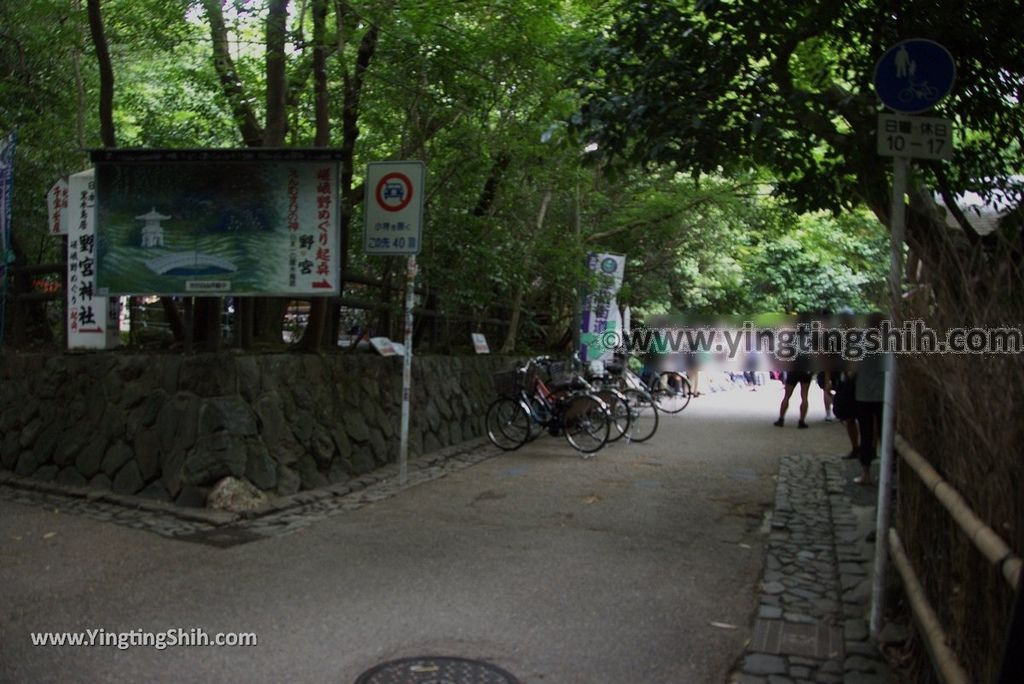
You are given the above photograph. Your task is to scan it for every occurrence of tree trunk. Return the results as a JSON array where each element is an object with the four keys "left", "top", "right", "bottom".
[
  {"left": 299, "top": 0, "right": 331, "bottom": 353},
  {"left": 264, "top": 0, "right": 289, "bottom": 147},
  {"left": 243, "top": 0, "right": 292, "bottom": 346},
  {"left": 501, "top": 190, "right": 551, "bottom": 354},
  {"left": 201, "top": 0, "right": 263, "bottom": 146},
  {"left": 86, "top": 0, "right": 115, "bottom": 148},
  {"left": 330, "top": 15, "right": 382, "bottom": 344},
  {"left": 500, "top": 286, "right": 525, "bottom": 354}
]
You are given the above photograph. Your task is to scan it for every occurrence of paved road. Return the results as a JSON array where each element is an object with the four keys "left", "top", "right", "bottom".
[{"left": 0, "top": 383, "right": 848, "bottom": 684}]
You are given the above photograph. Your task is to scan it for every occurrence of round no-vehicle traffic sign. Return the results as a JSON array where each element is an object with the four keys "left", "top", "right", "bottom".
[
  {"left": 364, "top": 161, "right": 425, "bottom": 256},
  {"left": 375, "top": 172, "right": 414, "bottom": 212}
]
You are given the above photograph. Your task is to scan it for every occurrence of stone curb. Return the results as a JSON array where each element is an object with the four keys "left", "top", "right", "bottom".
[{"left": 0, "top": 436, "right": 493, "bottom": 531}]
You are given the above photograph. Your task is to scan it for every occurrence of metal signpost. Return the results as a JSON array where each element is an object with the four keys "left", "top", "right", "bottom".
[
  {"left": 364, "top": 161, "right": 425, "bottom": 486},
  {"left": 870, "top": 39, "right": 956, "bottom": 640}
]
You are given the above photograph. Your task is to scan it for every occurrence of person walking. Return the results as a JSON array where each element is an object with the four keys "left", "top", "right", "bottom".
[
  {"left": 774, "top": 369, "right": 812, "bottom": 428},
  {"left": 852, "top": 320, "right": 889, "bottom": 485},
  {"left": 773, "top": 314, "right": 813, "bottom": 428}
]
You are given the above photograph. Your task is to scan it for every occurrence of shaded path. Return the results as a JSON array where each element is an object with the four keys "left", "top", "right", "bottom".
[{"left": 1, "top": 382, "right": 864, "bottom": 683}]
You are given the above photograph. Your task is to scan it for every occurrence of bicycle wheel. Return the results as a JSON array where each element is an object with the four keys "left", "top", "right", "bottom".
[
  {"left": 623, "top": 389, "right": 659, "bottom": 442},
  {"left": 596, "top": 388, "right": 631, "bottom": 443},
  {"left": 653, "top": 371, "right": 691, "bottom": 413},
  {"left": 561, "top": 394, "right": 610, "bottom": 454},
  {"left": 525, "top": 395, "right": 550, "bottom": 442},
  {"left": 485, "top": 397, "right": 530, "bottom": 450}
]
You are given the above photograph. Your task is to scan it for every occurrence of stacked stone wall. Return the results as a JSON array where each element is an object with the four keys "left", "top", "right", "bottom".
[{"left": 0, "top": 353, "right": 511, "bottom": 506}]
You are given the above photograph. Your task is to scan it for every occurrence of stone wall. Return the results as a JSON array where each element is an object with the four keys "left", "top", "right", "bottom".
[{"left": 0, "top": 352, "right": 512, "bottom": 506}]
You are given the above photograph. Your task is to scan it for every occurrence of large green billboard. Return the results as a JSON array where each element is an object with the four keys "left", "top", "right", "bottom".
[{"left": 92, "top": 149, "right": 342, "bottom": 296}]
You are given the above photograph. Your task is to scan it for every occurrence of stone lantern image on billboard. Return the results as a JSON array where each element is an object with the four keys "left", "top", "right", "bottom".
[
  {"left": 92, "top": 149, "right": 341, "bottom": 296},
  {"left": 136, "top": 208, "right": 169, "bottom": 248}
]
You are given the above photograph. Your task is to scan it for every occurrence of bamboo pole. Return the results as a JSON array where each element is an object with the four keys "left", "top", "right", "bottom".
[
  {"left": 888, "top": 529, "right": 971, "bottom": 684},
  {"left": 895, "top": 434, "right": 1021, "bottom": 591}
]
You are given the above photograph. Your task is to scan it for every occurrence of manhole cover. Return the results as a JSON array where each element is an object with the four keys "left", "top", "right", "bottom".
[
  {"left": 750, "top": 618, "right": 844, "bottom": 659},
  {"left": 354, "top": 656, "right": 518, "bottom": 684}
]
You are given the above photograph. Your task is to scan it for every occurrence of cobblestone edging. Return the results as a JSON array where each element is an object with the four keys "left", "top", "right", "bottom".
[
  {"left": 0, "top": 438, "right": 501, "bottom": 543},
  {"left": 732, "top": 454, "right": 893, "bottom": 684}
]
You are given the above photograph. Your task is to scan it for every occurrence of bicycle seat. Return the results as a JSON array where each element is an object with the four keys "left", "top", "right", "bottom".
[{"left": 605, "top": 362, "right": 624, "bottom": 375}]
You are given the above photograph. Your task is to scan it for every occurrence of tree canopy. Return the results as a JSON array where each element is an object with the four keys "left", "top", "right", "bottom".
[
  {"left": 6, "top": 0, "right": 1019, "bottom": 351},
  {"left": 574, "top": 0, "right": 1023, "bottom": 252}
]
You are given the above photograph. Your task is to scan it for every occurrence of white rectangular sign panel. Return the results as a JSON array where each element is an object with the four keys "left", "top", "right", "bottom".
[
  {"left": 67, "top": 169, "right": 119, "bottom": 350},
  {"left": 363, "top": 161, "right": 425, "bottom": 255},
  {"left": 877, "top": 113, "right": 953, "bottom": 160},
  {"left": 471, "top": 333, "right": 490, "bottom": 354}
]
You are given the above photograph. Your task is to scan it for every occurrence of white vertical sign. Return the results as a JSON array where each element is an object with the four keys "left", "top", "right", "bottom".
[
  {"left": 67, "top": 169, "right": 118, "bottom": 350},
  {"left": 363, "top": 161, "right": 425, "bottom": 255}
]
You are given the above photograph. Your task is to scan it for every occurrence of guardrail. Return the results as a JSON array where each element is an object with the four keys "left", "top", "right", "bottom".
[{"left": 890, "top": 434, "right": 1022, "bottom": 684}]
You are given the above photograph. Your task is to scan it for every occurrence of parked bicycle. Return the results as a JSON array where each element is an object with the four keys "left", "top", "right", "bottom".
[
  {"left": 583, "top": 360, "right": 660, "bottom": 442},
  {"left": 486, "top": 357, "right": 612, "bottom": 454},
  {"left": 603, "top": 357, "right": 693, "bottom": 414}
]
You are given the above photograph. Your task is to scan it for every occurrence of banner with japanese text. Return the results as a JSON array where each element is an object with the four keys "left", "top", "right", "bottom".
[
  {"left": 0, "top": 131, "right": 14, "bottom": 285},
  {"left": 91, "top": 149, "right": 341, "bottom": 296},
  {"left": 67, "top": 169, "right": 119, "bottom": 350},
  {"left": 578, "top": 252, "right": 625, "bottom": 363}
]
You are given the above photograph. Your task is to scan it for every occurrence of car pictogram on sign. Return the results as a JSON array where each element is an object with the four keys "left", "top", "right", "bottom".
[
  {"left": 375, "top": 172, "right": 414, "bottom": 212},
  {"left": 382, "top": 181, "right": 405, "bottom": 201}
]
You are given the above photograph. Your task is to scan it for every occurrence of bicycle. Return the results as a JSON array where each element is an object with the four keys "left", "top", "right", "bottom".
[
  {"left": 604, "top": 358, "right": 692, "bottom": 414},
  {"left": 584, "top": 360, "right": 660, "bottom": 442},
  {"left": 898, "top": 79, "right": 938, "bottom": 103},
  {"left": 564, "top": 357, "right": 633, "bottom": 443},
  {"left": 486, "top": 358, "right": 612, "bottom": 454}
]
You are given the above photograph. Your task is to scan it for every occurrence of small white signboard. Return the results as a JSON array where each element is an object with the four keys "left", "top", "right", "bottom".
[
  {"left": 369, "top": 336, "right": 397, "bottom": 356},
  {"left": 363, "top": 161, "right": 425, "bottom": 255},
  {"left": 47, "top": 178, "right": 69, "bottom": 235},
  {"left": 471, "top": 333, "right": 490, "bottom": 354},
  {"left": 877, "top": 114, "right": 953, "bottom": 160}
]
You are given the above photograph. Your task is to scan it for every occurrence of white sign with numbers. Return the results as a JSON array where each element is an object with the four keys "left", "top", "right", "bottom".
[
  {"left": 363, "top": 161, "right": 425, "bottom": 255},
  {"left": 877, "top": 113, "right": 953, "bottom": 160}
]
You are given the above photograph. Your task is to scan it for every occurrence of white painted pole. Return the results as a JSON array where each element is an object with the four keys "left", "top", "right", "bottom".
[
  {"left": 871, "top": 155, "right": 907, "bottom": 638},
  {"left": 399, "top": 255, "right": 417, "bottom": 486}
]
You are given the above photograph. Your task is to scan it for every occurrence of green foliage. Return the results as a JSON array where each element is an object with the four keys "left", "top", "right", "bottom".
[
  {"left": 2, "top": 0, "right": 899, "bottom": 348},
  {"left": 574, "top": 0, "right": 1024, "bottom": 217}
]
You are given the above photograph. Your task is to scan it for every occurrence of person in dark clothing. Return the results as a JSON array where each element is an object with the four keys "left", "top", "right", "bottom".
[
  {"left": 852, "top": 338, "right": 889, "bottom": 485},
  {"left": 774, "top": 370, "right": 812, "bottom": 428}
]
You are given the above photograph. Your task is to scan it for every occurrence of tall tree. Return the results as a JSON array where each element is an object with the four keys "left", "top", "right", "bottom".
[
  {"left": 298, "top": 0, "right": 331, "bottom": 352},
  {"left": 85, "top": 0, "right": 115, "bottom": 148},
  {"left": 574, "top": 0, "right": 1024, "bottom": 281}
]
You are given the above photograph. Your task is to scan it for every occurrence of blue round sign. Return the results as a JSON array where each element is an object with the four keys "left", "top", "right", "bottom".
[{"left": 873, "top": 39, "right": 955, "bottom": 114}]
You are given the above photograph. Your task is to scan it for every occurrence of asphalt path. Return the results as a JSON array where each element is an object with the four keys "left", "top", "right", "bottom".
[{"left": 0, "top": 381, "right": 848, "bottom": 684}]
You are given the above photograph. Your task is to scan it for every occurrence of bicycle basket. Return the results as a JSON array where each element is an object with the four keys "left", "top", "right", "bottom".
[{"left": 492, "top": 370, "right": 521, "bottom": 398}]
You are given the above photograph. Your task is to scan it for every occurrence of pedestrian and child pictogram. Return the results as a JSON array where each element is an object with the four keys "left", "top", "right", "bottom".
[{"left": 873, "top": 39, "right": 956, "bottom": 114}]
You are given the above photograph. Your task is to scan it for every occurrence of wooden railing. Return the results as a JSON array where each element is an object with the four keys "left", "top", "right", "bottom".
[
  {"left": 890, "top": 434, "right": 1022, "bottom": 684},
  {"left": 3, "top": 263, "right": 518, "bottom": 351}
]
